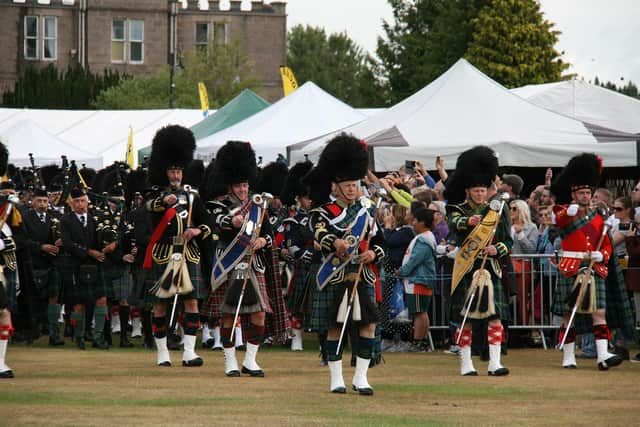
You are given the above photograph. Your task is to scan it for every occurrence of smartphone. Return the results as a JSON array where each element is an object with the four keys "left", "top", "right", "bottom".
[
  {"left": 405, "top": 160, "right": 415, "bottom": 174},
  {"left": 619, "top": 223, "right": 632, "bottom": 231}
]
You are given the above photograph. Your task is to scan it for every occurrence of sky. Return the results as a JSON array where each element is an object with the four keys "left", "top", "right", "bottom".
[{"left": 284, "top": 0, "right": 640, "bottom": 86}]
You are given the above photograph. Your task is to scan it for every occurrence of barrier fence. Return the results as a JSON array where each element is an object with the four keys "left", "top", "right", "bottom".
[{"left": 389, "top": 253, "right": 636, "bottom": 351}]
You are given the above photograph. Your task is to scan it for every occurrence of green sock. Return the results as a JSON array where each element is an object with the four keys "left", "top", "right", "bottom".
[
  {"left": 47, "top": 304, "right": 61, "bottom": 337},
  {"left": 93, "top": 306, "right": 108, "bottom": 341},
  {"left": 72, "top": 312, "right": 85, "bottom": 340}
]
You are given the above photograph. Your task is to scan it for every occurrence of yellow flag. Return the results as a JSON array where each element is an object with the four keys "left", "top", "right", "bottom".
[
  {"left": 126, "top": 126, "right": 135, "bottom": 168},
  {"left": 198, "top": 82, "right": 209, "bottom": 116},
  {"left": 279, "top": 66, "right": 298, "bottom": 96}
]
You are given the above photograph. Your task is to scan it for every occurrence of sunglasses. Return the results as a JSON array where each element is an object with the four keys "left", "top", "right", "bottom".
[
  {"left": 613, "top": 207, "right": 625, "bottom": 211},
  {"left": 633, "top": 188, "right": 640, "bottom": 192},
  {"left": 510, "top": 207, "right": 518, "bottom": 211}
]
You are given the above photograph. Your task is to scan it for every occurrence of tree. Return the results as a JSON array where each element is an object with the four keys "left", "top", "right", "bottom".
[
  {"left": 465, "top": 0, "right": 570, "bottom": 88},
  {"left": 94, "top": 40, "right": 260, "bottom": 109},
  {"left": 377, "top": 0, "right": 490, "bottom": 104},
  {"left": 2, "top": 64, "right": 125, "bottom": 109},
  {"left": 286, "top": 25, "right": 386, "bottom": 107},
  {"left": 593, "top": 76, "right": 639, "bottom": 99}
]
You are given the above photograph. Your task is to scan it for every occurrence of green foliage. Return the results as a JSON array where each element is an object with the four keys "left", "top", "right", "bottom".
[
  {"left": 287, "top": 24, "right": 387, "bottom": 107},
  {"left": 377, "top": 0, "right": 490, "bottom": 103},
  {"left": 465, "top": 0, "right": 569, "bottom": 88},
  {"left": 2, "top": 64, "right": 125, "bottom": 109},
  {"left": 593, "top": 76, "right": 639, "bottom": 99},
  {"left": 94, "top": 40, "right": 260, "bottom": 109}
]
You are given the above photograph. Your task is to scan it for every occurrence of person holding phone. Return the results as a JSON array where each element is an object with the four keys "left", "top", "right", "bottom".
[{"left": 625, "top": 215, "right": 640, "bottom": 363}]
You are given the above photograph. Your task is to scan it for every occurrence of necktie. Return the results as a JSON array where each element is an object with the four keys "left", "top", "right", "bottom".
[
  {"left": 39, "top": 213, "right": 46, "bottom": 223},
  {"left": 80, "top": 215, "right": 86, "bottom": 227}
]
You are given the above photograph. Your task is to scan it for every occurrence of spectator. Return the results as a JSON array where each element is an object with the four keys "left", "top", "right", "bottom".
[
  {"left": 631, "top": 180, "right": 640, "bottom": 216},
  {"left": 527, "top": 188, "right": 543, "bottom": 224},
  {"left": 501, "top": 174, "right": 524, "bottom": 200},
  {"left": 624, "top": 215, "right": 640, "bottom": 343},
  {"left": 398, "top": 208, "right": 437, "bottom": 352},
  {"left": 509, "top": 199, "right": 539, "bottom": 325},
  {"left": 541, "top": 185, "right": 554, "bottom": 207},
  {"left": 428, "top": 201, "right": 449, "bottom": 245}
]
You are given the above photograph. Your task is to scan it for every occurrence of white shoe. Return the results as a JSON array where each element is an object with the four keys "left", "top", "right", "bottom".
[
  {"left": 562, "top": 342, "right": 577, "bottom": 369},
  {"left": 155, "top": 337, "right": 171, "bottom": 367},
  {"left": 223, "top": 347, "right": 240, "bottom": 376},
  {"left": 111, "top": 314, "right": 121, "bottom": 333},
  {"left": 459, "top": 346, "right": 477, "bottom": 376},
  {"left": 328, "top": 360, "right": 346, "bottom": 393},
  {"left": 351, "top": 356, "right": 373, "bottom": 395},
  {"left": 487, "top": 343, "right": 509, "bottom": 376},
  {"left": 181, "top": 335, "right": 203, "bottom": 367},
  {"left": 131, "top": 318, "right": 142, "bottom": 338},
  {"left": 241, "top": 343, "right": 264, "bottom": 376}
]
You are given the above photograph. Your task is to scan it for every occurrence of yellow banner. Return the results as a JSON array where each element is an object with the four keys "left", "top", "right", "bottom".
[
  {"left": 198, "top": 82, "right": 209, "bottom": 116},
  {"left": 279, "top": 66, "right": 298, "bottom": 96},
  {"left": 126, "top": 126, "right": 135, "bottom": 169},
  {"left": 451, "top": 209, "right": 499, "bottom": 295}
]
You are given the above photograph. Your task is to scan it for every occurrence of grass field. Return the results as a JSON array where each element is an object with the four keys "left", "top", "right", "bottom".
[{"left": 1, "top": 336, "right": 639, "bottom": 426}]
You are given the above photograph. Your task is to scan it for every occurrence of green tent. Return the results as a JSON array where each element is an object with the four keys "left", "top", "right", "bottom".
[{"left": 137, "top": 89, "right": 270, "bottom": 162}]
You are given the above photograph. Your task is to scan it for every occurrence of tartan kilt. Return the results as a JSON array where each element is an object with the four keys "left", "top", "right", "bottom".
[
  {"left": 150, "top": 260, "right": 205, "bottom": 303},
  {"left": 66, "top": 266, "right": 107, "bottom": 305},
  {"left": 201, "top": 270, "right": 272, "bottom": 319},
  {"left": 449, "top": 268, "right": 510, "bottom": 325},
  {"left": 131, "top": 266, "right": 155, "bottom": 306},
  {"left": 309, "top": 280, "right": 378, "bottom": 333},
  {"left": 287, "top": 262, "right": 314, "bottom": 315},
  {"left": 110, "top": 269, "right": 131, "bottom": 302},
  {"left": 551, "top": 271, "right": 606, "bottom": 316},
  {"left": 0, "top": 269, "right": 18, "bottom": 311}
]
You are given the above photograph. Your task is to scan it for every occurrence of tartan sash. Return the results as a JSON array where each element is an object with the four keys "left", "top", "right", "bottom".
[
  {"left": 211, "top": 199, "right": 262, "bottom": 289},
  {"left": 316, "top": 205, "right": 370, "bottom": 291}
]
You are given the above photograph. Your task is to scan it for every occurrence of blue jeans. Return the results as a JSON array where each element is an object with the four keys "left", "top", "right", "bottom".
[{"left": 581, "top": 332, "right": 596, "bottom": 356}]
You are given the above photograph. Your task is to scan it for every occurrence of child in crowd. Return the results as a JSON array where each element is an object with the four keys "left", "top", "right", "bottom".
[{"left": 398, "top": 208, "right": 437, "bottom": 352}]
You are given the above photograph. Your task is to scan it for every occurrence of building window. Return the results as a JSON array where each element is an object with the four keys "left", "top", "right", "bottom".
[
  {"left": 43, "top": 16, "right": 57, "bottom": 60},
  {"left": 111, "top": 19, "right": 144, "bottom": 64},
  {"left": 214, "top": 22, "right": 228, "bottom": 45},
  {"left": 24, "top": 16, "right": 57, "bottom": 61},
  {"left": 129, "top": 20, "right": 144, "bottom": 63},
  {"left": 195, "top": 23, "right": 210, "bottom": 49},
  {"left": 111, "top": 19, "right": 125, "bottom": 62},
  {"left": 24, "top": 16, "right": 39, "bottom": 60}
]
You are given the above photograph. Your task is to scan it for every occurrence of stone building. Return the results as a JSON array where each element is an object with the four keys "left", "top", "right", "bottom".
[{"left": 0, "top": 0, "right": 286, "bottom": 102}]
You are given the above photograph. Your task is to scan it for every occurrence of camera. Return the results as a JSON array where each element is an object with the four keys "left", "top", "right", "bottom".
[
  {"left": 405, "top": 160, "right": 415, "bottom": 174},
  {"left": 619, "top": 222, "right": 634, "bottom": 231}
]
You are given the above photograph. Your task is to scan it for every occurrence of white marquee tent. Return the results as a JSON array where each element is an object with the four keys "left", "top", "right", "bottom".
[
  {"left": 0, "top": 119, "right": 102, "bottom": 168},
  {"left": 511, "top": 79, "right": 640, "bottom": 134},
  {"left": 289, "top": 59, "right": 636, "bottom": 170},
  {"left": 195, "top": 81, "right": 368, "bottom": 163},
  {"left": 0, "top": 108, "right": 204, "bottom": 166}
]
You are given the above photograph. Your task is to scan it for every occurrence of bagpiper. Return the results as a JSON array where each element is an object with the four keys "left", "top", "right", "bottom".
[
  {"left": 550, "top": 153, "right": 627, "bottom": 370},
  {"left": 306, "top": 134, "right": 385, "bottom": 395},
  {"left": 144, "top": 125, "right": 211, "bottom": 367},
  {"left": 445, "top": 146, "right": 511, "bottom": 377}
]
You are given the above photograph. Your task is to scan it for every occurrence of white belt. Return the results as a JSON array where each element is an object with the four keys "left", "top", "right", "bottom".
[{"left": 559, "top": 251, "right": 589, "bottom": 260}]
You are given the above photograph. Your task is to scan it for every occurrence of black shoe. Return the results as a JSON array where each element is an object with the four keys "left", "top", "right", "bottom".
[
  {"left": 75, "top": 338, "right": 86, "bottom": 350},
  {"left": 182, "top": 357, "right": 204, "bottom": 367},
  {"left": 49, "top": 336, "right": 65, "bottom": 346},
  {"left": 92, "top": 339, "right": 109, "bottom": 350},
  {"left": 488, "top": 367, "right": 510, "bottom": 376},
  {"left": 331, "top": 386, "right": 346, "bottom": 394},
  {"left": 158, "top": 361, "right": 171, "bottom": 367},
  {"left": 241, "top": 366, "right": 265, "bottom": 377},
  {"left": 598, "top": 355, "right": 623, "bottom": 371},
  {"left": 120, "top": 337, "right": 134, "bottom": 348},
  {"left": 203, "top": 338, "right": 215, "bottom": 348},
  {"left": 352, "top": 385, "right": 374, "bottom": 396},
  {"left": 563, "top": 364, "right": 577, "bottom": 369},
  {"left": 0, "top": 370, "right": 14, "bottom": 378},
  {"left": 462, "top": 370, "right": 479, "bottom": 376},
  {"left": 225, "top": 370, "right": 240, "bottom": 377}
]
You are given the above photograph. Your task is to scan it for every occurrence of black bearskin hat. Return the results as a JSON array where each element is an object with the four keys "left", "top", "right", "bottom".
[
  {"left": 256, "top": 161, "right": 288, "bottom": 196},
  {"left": 302, "top": 134, "right": 369, "bottom": 206},
  {"left": 550, "top": 153, "right": 602, "bottom": 205},
  {"left": 40, "top": 164, "right": 62, "bottom": 189},
  {"left": 148, "top": 125, "right": 196, "bottom": 187},
  {"left": 125, "top": 167, "right": 147, "bottom": 206},
  {"left": 280, "top": 160, "right": 313, "bottom": 206},
  {"left": 211, "top": 141, "right": 257, "bottom": 191},
  {"left": 0, "top": 142, "right": 7, "bottom": 177},
  {"left": 444, "top": 146, "right": 499, "bottom": 204},
  {"left": 79, "top": 165, "right": 97, "bottom": 189},
  {"left": 183, "top": 159, "right": 205, "bottom": 189}
]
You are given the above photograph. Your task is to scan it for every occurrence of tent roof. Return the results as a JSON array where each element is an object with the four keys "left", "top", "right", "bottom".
[
  {"left": 0, "top": 119, "right": 102, "bottom": 168},
  {"left": 511, "top": 79, "right": 640, "bottom": 134},
  {"left": 190, "top": 89, "right": 270, "bottom": 140},
  {"left": 289, "top": 59, "right": 636, "bottom": 169},
  {"left": 195, "top": 81, "right": 367, "bottom": 163},
  {"left": 0, "top": 108, "right": 204, "bottom": 166}
]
